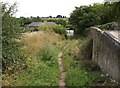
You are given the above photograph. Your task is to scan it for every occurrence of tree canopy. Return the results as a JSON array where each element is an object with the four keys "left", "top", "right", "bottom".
[{"left": 69, "top": 2, "right": 120, "bottom": 35}]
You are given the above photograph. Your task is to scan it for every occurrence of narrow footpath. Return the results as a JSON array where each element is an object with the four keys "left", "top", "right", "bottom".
[{"left": 57, "top": 48, "right": 67, "bottom": 88}]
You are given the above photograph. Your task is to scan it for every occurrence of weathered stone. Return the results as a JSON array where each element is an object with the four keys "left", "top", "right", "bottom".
[{"left": 91, "top": 27, "right": 120, "bottom": 83}]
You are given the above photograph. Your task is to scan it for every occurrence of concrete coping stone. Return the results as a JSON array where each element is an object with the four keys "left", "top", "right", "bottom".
[{"left": 91, "top": 27, "right": 120, "bottom": 47}]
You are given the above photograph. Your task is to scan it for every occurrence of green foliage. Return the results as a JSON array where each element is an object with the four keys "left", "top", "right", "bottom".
[
  {"left": 69, "top": 5, "right": 101, "bottom": 34},
  {"left": 61, "top": 39, "right": 117, "bottom": 86},
  {"left": 37, "top": 46, "right": 60, "bottom": 68},
  {"left": 62, "top": 53, "right": 100, "bottom": 86},
  {"left": 2, "top": 3, "right": 25, "bottom": 72},
  {"left": 11, "top": 59, "right": 59, "bottom": 86},
  {"left": 69, "top": 2, "right": 120, "bottom": 35},
  {"left": 18, "top": 17, "right": 68, "bottom": 27},
  {"left": 41, "top": 18, "right": 68, "bottom": 27},
  {"left": 97, "top": 22, "right": 119, "bottom": 30},
  {"left": 10, "top": 46, "right": 60, "bottom": 86},
  {"left": 111, "top": 2, "right": 120, "bottom": 22},
  {"left": 38, "top": 46, "right": 55, "bottom": 61},
  {"left": 53, "top": 25, "right": 67, "bottom": 35},
  {"left": 37, "top": 24, "right": 54, "bottom": 32},
  {"left": 77, "top": 38, "right": 93, "bottom": 60},
  {"left": 55, "top": 19, "right": 67, "bottom": 27},
  {"left": 18, "top": 16, "right": 42, "bottom": 26},
  {"left": 79, "top": 60, "right": 100, "bottom": 71},
  {"left": 37, "top": 24, "right": 67, "bottom": 35}
]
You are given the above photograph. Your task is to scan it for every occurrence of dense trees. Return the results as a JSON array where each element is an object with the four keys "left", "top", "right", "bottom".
[
  {"left": 112, "top": 2, "right": 120, "bottom": 22},
  {"left": 69, "top": 5, "right": 101, "bottom": 34},
  {"left": 69, "top": 2, "right": 120, "bottom": 35}
]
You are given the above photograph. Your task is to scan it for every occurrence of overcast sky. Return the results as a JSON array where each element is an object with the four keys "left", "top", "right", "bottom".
[{"left": 2, "top": 0, "right": 104, "bottom": 17}]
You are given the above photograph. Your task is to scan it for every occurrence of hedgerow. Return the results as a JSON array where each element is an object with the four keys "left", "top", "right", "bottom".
[{"left": 2, "top": 3, "right": 26, "bottom": 73}]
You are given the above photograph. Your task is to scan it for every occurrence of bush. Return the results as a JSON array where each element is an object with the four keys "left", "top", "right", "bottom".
[
  {"left": 2, "top": 5, "right": 25, "bottom": 73},
  {"left": 37, "top": 24, "right": 54, "bottom": 32},
  {"left": 39, "top": 46, "right": 54, "bottom": 61},
  {"left": 37, "top": 24, "right": 67, "bottom": 35},
  {"left": 53, "top": 25, "right": 67, "bottom": 35},
  {"left": 37, "top": 46, "right": 57, "bottom": 67}
]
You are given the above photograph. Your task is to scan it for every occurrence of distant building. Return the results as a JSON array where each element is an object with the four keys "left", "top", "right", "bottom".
[
  {"left": 66, "top": 28, "right": 74, "bottom": 36},
  {"left": 27, "top": 21, "right": 56, "bottom": 28},
  {"left": 66, "top": 25, "right": 74, "bottom": 36}
]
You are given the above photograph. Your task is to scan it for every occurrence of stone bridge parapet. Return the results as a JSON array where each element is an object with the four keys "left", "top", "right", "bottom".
[{"left": 91, "top": 27, "right": 120, "bottom": 83}]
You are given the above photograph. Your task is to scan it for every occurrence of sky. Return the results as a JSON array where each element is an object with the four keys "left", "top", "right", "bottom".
[{"left": 2, "top": 0, "right": 104, "bottom": 18}]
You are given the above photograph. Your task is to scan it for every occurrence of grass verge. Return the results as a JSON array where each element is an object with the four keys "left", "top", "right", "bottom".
[{"left": 61, "top": 39, "right": 118, "bottom": 87}]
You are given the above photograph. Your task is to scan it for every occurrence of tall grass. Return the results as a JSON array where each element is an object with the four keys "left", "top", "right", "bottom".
[
  {"left": 2, "top": 31, "right": 63, "bottom": 86},
  {"left": 21, "top": 31, "right": 62, "bottom": 55},
  {"left": 61, "top": 39, "right": 117, "bottom": 87}
]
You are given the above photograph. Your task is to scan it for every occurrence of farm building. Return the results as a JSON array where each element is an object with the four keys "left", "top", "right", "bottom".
[
  {"left": 27, "top": 21, "right": 56, "bottom": 28},
  {"left": 27, "top": 21, "right": 56, "bottom": 31}
]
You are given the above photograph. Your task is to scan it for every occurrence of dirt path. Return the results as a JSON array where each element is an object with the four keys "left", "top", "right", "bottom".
[
  {"left": 58, "top": 51, "right": 66, "bottom": 88},
  {"left": 57, "top": 44, "right": 69, "bottom": 88}
]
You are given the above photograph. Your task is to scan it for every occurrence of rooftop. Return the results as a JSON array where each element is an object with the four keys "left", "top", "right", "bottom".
[{"left": 27, "top": 22, "right": 56, "bottom": 27}]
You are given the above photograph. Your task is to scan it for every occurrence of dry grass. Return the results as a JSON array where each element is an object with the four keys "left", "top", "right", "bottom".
[
  {"left": 21, "top": 31, "right": 62, "bottom": 55},
  {"left": 20, "top": 31, "right": 63, "bottom": 68}
]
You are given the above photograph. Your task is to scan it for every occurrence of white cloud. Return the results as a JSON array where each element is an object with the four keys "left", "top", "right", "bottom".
[{"left": 1, "top": 0, "right": 104, "bottom": 17}]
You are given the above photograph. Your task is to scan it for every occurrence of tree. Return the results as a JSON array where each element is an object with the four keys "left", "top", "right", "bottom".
[
  {"left": 69, "top": 2, "right": 119, "bottom": 35},
  {"left": 69, "top": 5, "right": 101, "bottom": 34},
  {"left": 112, "top": 1, "right": 120, "bottom": 22},
  {"left": 56, "top": 15, "right": 62, "bottom": 18}
]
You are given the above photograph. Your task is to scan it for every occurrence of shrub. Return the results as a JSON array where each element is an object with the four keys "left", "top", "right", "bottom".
[
  {"left": 53, "top": 25, "right": 67, "bottom": 35},
  {"left": 37, "top": 24, "right": 67, "bottom": 35},
  {"left": 2, "top": 4, "right": 25, "bottom": 73},
  {"left": 37, "top": 24, "right": 54, "bottom": 32},
  {"left": 37, "top": 46, "right": 57, "bottom": 67},
  {"left": 38, "top": 46, "right": 54, "bottom": 61}
]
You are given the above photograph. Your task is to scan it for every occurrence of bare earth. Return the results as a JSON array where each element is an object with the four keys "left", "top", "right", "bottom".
[{"left": 57, "top": 51, "right": 66, "bottom": 88}]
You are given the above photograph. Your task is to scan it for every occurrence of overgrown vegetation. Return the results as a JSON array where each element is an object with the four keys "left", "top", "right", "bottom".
[
  {"left": 37, "top": 24, "right": 67, "bottom": 36},
  {"left": 69, "top": 2, "right": 120, "bottom": 35},
  {"left": 2, "top": 31, "right": 62, "bottom": 86},
  {"left": 61, "top": 39, "right": 118, "bottom": 87},
  {"left": 18, "top": 17, "right": 68, "bottom": 27},
  {"left": 2, "top": 2, "right": 26, "bottom": 74},
  {"left": 97, "top": 22, "right": 119, "bottom": 30},
  {"left": 2, "top": 0, "right": 120, "bottom": 87},
  {"left": 41, "top": 18, "right": 68, "bottom": 27}
]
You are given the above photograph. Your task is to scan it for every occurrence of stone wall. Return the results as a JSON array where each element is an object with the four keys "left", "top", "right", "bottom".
[{"left": 91, "top": 27, "right": 120, "bottom": 82}]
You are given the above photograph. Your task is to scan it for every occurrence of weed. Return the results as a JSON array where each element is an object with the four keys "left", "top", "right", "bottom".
[{"left": 61, "top": 39, "right": 117, "bottom": 87}]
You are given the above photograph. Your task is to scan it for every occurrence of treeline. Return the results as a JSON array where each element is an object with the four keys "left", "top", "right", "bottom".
[
  {"left": 18, "top": 16, "right": 68, "bottom": 27},
  {"left": 69, "top": 2, "right": 120, "bottom": 35}
]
